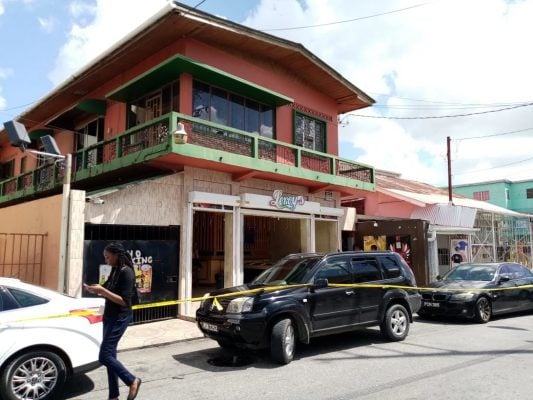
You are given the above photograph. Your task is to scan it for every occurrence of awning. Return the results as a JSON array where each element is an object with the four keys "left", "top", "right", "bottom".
[
  {"left": 47, "top": 99, "right": 106, "bottom": 131},
  {"left": 106, "top": 53, "right": 294, "bottom": 106}
]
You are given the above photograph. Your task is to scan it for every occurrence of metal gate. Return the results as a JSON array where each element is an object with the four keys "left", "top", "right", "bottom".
[
  {"left": 84, "top": 224, "right": 180, "bottom": 325},
  {"left": 0, "top": 233, "right": 46, "bottom": 284}
]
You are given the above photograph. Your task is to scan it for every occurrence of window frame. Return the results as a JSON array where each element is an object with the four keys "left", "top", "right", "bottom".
[
  {"left": 473, "top": 190, "right": 490, "bottom": 201},
  {"left": 526, "top": 188, "right": 533, "bottom": 199},
  {"left": 192, "top": 79, "right": 276, "bottom": 138},
  {"left": 293, "top": 111, "right": 327, "bottom": 152}
]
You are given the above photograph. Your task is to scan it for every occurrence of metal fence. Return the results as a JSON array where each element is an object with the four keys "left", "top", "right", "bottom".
[{"left": 0, "top": 233, "right": 46, "bottom": 284}]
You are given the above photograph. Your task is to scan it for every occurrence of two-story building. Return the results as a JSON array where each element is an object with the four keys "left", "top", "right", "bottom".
[
  {"left": 453, "top": 179, "right": 533, "bottom": 215},
  {"left": 0, "top": 2, "right": 375, "bottom": 319}
]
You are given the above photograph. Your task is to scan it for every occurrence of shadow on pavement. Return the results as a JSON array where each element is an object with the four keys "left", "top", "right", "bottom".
[{"left": 57, "top": 374, "right": 97, "bottom": 399}]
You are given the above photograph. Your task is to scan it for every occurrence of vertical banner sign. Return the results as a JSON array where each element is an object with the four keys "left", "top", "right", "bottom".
[
  {"left": 450, "top": 239, "right": 469, "bottom": 268},
  {"left": 83, "top": 240, "right": 178, "bottom": 304}
]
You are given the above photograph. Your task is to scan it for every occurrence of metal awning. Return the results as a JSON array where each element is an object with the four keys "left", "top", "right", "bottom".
[
  {"left": 47, "top": 99, "right": 106, "bottom": 131},
  {"left": 106, "top": 53, "right": 294, "bottom": 106}
]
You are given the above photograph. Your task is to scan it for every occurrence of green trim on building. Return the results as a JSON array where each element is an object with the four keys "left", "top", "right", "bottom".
[
  {"left": 76, "top": 99, "right": 107, "bottom": 116},
  {"left": 28, "top": 129, "right": 53, "bottom": 141},
  {"left": 106, "top": 53, "right": 294, "bottom": 106}
]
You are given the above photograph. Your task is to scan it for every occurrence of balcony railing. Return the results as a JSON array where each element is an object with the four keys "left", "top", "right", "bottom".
[
  {"left": 0, "top": 111, "right": 374, "bottom": 203},
  {"left": 177, "top": 112, "right": 374, "bottom": 185}
]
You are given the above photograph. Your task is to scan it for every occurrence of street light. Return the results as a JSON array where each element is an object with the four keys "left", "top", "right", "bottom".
[{"left": 3, "top": 120, "right": 72, "bottom": 293}]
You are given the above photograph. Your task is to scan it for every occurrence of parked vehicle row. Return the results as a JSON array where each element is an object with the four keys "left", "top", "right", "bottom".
[
  {"left": 197, "top": 255, "right": 533, "bottom": 365},
  {"left": 3, "top": 256, "right": 533, "bottom": 400}
]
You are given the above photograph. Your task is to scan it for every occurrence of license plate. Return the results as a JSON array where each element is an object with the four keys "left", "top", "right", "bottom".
[
  {"left": 200, "top": 321, "right": 219, "bottom": 332},
  {"left": 423, "top": 301, "right": 440, "bottom": 308}
]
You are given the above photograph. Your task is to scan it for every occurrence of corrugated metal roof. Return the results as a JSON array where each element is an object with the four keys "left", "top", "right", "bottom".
[
  {"left": 376, "top": 171, "right": 529, "bottom": 218},
  {"left": 411, "top": 204, "right": 477, "bottom": 228}
]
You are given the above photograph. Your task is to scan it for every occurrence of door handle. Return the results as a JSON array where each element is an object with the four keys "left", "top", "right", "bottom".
[{"left": 345, "top": 289, "right": 355, "bottom": 296}]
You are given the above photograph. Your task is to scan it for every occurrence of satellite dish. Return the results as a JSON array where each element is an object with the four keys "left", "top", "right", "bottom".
[
  {"left": 3, "top": 120, "right": 31, "bottom": 150},
  {"left": 40, "top": 135, "right": 62, "bottom": 156}
]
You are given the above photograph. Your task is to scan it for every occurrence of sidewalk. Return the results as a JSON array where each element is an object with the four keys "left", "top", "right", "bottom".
[{"left": 119, "top": 318, "right": 204, "bottom": 352}]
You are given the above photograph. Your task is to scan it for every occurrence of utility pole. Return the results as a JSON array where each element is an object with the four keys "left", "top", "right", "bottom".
[{"left": 447, "top": 136, "right": 453, "bottom": 205}]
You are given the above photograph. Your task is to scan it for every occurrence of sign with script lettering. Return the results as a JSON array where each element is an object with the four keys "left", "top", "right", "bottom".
[{"left": 269, "top": 190, "right": 305, "bottom": 211}]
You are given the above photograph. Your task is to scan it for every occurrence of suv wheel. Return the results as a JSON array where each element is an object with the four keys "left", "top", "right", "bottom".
[
  {"left": 0, "top": 350, "right": 67, "bottom": 400},
  {"left": 380, "top": 304, "right": 410, "bottom": 341},
  {"left": 270, "top": 318, "right": 295, "bottom": 364}
]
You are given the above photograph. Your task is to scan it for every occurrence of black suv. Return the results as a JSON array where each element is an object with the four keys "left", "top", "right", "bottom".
[{"left": 196, "top": 251, "right": 421, "bottom": 364}]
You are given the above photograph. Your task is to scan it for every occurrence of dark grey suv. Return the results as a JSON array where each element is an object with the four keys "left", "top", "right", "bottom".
[{"left": 196, "top": 251, "right": 421, "bottom": 364}]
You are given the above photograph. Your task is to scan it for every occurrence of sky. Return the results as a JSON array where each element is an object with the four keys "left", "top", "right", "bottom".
[{"left": 1, "top": 0, "right": 533, "bottom": 187}]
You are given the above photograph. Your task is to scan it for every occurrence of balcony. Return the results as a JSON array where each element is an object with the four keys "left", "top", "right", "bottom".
[{"left": 0, "top": 112, "right": 374, "bottom": 206}]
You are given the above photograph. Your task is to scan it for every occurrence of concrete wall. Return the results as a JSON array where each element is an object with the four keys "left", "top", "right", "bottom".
[
  {"left": 85, "top": 174, "right": 183, "bottom": 226},
  {"left": 0, "top": 194, "right": 62, "bottom": 289}
]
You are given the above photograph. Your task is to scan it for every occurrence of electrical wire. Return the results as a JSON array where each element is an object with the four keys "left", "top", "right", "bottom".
[
  {"left": 454, "top": 156, "right": 533, "bottom": 176},
  {"left": 259, "top": 2, "right": 431, "bottom": 32},
  {"left": 341, "top": 101, "right": 533, "bottom": 120},
  {"left": 454, "top": 126, "right": 533, "bottom": 141}
]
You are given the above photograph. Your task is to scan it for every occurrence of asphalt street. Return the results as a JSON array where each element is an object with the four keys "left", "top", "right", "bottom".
[{"left": 61, "top": 313, "right": 533, "bottom": 400}]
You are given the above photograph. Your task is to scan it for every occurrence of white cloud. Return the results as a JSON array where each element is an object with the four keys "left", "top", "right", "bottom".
[
  {"left": 48, "top": 0, "right": 168, "bottom": 86},
  {"left": 0, "top": 68, "right": 13, "bottom": 110},
  {"left": 244, "top": 0, "right": 533, "bottom": 186},
  {"left": 38, "top": 16, "right": 55, "bottom": 33},
  {"left": 0, "top": 1, "right": 4, "bottom": 16}
]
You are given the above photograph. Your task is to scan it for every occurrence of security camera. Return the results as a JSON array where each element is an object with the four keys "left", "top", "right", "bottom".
[{"left": 88, "top": 197, "right": 105, "bottom": 205}]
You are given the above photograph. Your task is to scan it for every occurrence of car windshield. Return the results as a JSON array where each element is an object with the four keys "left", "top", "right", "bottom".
[
  {"left": 443, "top": 264, "right": 497, "bottom": 281},
  {"left": 252, "top": 256, "right": 321, "bottom": 285}
]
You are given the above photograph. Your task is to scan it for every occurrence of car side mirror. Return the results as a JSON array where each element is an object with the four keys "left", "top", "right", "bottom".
[
  {"left": 498, "top": 276, "right": 510, "bottom": 284},
  {"left": 314, "top": 278, "right": 329, "bottom": 289},
  {"left": 436, "top": 275, "right": 442, "bottom": 281}
]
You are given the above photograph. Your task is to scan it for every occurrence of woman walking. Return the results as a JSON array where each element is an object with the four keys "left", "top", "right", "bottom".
[{"left": 84, "top": 242, "right": 142, "bottom": 400}]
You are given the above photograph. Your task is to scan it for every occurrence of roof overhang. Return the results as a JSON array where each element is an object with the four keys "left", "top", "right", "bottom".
[
  {"left": 1, "top": 1, "right": 373, "bottom": 138},
  {"left": 47, "top": 99, "right": 106, "bottom": 131},
  {"left": 107, "top": 54, "right": 293, "bottom": 106}
]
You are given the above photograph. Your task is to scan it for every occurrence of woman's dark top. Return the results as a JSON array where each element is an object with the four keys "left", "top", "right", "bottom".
[{"left": 103, "top": 265, "right": 135, "bottom": 318}]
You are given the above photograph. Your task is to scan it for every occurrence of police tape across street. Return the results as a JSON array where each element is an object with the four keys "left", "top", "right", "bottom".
[{"left": 8, "top": 282, "right": 533, "bottom": 323}]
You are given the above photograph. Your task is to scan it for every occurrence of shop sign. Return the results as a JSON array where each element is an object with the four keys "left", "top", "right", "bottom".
[{"left": 270, "top": 190, "right": 305, "bottom": 211}]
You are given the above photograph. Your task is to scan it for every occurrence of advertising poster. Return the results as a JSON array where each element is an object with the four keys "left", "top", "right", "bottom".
[
  {"left": 363, "top": 235, "right": 387, "bottom": 251},
  {"left": 386, "top": 235, "right": 412, "bottom": 267},
  {"left": 84, "top": 240, "right": 178, "bottom": 304},
  {"left": 450, "top": 239, "right": 469, "bottom": 267}
]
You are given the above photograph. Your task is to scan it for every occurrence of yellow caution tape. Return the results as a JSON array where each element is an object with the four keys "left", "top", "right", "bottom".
[{"left": 8, "top": 281, "right": 533, "bottom": 323}]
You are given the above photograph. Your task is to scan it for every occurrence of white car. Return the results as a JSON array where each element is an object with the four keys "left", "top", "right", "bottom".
[{"left": 0, "top": 278, "right": 105, "bottom": 400}]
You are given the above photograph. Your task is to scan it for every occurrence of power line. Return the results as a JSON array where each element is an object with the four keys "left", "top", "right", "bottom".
[
  {"left": 454, "top": 156, "right": 533, "bottom": 176},
  {"left": 454, "top": 126, "right": 533, "bottom": 141},
  {"left": 341, "top": 101, "right": 533, "bottom": 120},
  {"left": 260, "top": 2, "right": 431, "bottom": 32}
]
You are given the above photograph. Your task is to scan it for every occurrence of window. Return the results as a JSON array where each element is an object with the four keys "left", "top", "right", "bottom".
[
  {"left": 77, "top": 118, "right": 104, "bottom": 150},
  {"left": 352, "top": 258, "right": 382, "bottom": 282},
  {"left": 8, "top": 288, "right": 48, "bottom": 308},
  {"left": 315, "top": 259, "right": 352, "bottom": 284},
  {"left": 192, "top": 80, "right": 274, "bottom": 137},
  {"left": 527, "top": 188, "right": 533, "bottom": 199},
  {"left": 294, "top": 112, "right": 326, "bottom": 152},
  {"left": 127, "top": 81, "right": 179, "bottom": 128},
  {"left": 438, "top": 248, "right": 450, "bottom": 265},
  {"left": 473, "top": 191, "right": 490, "bottom": 201},
  {"left": 0, "top": 159, "right": 15, "bottom": 179},
  {"left": 20, "top": 156, "right": 27, "bottom": 173},
  {"left": 380, "top": 256, "right": 401, "bottom": 279}
]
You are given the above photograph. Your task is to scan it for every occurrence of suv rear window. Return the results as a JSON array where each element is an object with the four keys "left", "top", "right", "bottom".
[
  {"left": 380, "top": 256, "right": 402, "bottom": 279},
  {"left": 352, "top": 258, "right": 382, "bottom": 282}
]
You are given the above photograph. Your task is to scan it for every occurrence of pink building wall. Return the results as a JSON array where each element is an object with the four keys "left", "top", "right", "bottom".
[{"left": 363, "top": 191, "right": 418, "bottom": 219}]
